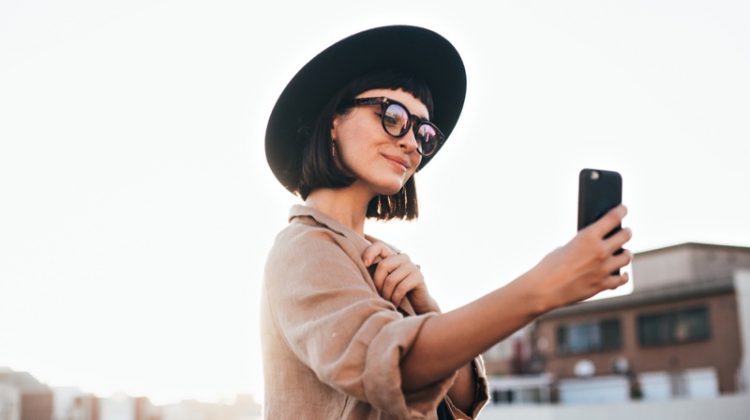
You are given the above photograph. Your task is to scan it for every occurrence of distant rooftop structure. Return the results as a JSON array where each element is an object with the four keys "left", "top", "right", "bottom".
[
  {"left": 633, "top": 242, "right": 750, "bottom": 292},
  {"left": 0, "top": 367, "right": 49, "bottom": 391}
]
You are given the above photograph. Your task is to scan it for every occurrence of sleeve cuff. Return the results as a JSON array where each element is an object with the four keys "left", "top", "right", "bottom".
[
  {"left": 362, "top": 312, "right": 458, "bottom": 418},
  {"left": 444, "top": 355, "right": 491, "bottom": 419}
]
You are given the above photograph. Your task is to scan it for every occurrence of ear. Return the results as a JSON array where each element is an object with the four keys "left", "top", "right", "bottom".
[{"left": 330, "top": 114, "right": 340, "bottom": 140}]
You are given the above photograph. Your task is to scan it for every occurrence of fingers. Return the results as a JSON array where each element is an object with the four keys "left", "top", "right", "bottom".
[
  {"left": 390, "top": 273, "right": 422, "bottom": 307},
  {"left": 373, "top": 256, "right": 410, "bottom": 297},
  {"left": 587, "top": 204, "right": 627, "bottom": 238},
  {"left": 363, "top": 245, "right": 427, "bottom": 308},
  {"left": 604, "top": 227, "right": 633, "bottom": 254},
  {"left": 370, "top": 252, "right": 401, "bottom": 291},
  {"left": 381, "top": 264, "right": 417, "bottom": 301},
  {"left": 603, "top": 249, "right": 633, "bottom": 274},
  {"left": 602, "top": 272, "right": 630, "bottom": 290},
  {"left": 362, "top": 242, "right": 398, "bottom": 266},
  {"left": 578, "top": 204, "right": 632, "bottom": 263}
]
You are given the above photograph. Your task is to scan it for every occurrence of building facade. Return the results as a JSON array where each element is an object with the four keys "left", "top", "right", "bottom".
[{"left": 0, "top": 369, "right": 52, "bottom": 420}]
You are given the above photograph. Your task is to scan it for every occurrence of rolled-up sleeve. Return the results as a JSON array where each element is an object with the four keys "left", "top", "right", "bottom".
[
  {"left": 264, "top": 227, "right": 456, "bottom": 418},
  {"left": 444, "top": 356, "right": 491, "bottom": 419}
]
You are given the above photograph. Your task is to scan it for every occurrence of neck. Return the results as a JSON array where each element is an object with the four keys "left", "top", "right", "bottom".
[{"left": 304, "top": 184, "right": 374, "bottom": 237}]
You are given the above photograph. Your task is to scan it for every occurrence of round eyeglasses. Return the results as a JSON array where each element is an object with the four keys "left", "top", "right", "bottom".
[{"left": 339, "top": 97, "right": 444, "bottom": 157}]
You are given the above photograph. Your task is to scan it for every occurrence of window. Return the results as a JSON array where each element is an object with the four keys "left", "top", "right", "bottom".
[
  {"left": 637, "top": 306, "right": 710, "bottom": 347},
  {"left": 556, "top": 319, "right": 622, "bottom": 355}
]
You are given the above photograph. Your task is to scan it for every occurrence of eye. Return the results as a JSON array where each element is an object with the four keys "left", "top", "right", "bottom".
[
  {"left": 382, "top": 112, "right": 400, "bottom": 126},
  {"left": 417, "top": 124, "right": 439, "bottom": 156},
  {"left": 383, "top": 104, "right": 409, "bottom": 130}
]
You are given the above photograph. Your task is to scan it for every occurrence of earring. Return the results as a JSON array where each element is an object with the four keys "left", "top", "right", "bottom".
[{"left": 330, "top": 139, "right": 337, "bottom": 159}]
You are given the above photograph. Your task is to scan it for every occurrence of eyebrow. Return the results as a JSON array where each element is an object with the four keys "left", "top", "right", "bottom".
[
  {"left": 351, "top": 96, "right": 430, "bottom": 120},
  {"left": 414, "top": 111, "right": 430, "bottom": 121},
  {"left": 401, "top": 102, "right": 429, "bottom": 121},
  {"left": 398, "top": 100, "right": 429, "bottom": 121}
]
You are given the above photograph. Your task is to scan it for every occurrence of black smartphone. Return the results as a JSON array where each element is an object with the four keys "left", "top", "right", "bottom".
[{"left": 578, "top": 168, "right": 623, "bottom": 275}]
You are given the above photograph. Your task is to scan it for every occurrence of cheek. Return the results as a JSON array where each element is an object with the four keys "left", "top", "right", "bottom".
[
  {"left": 335, "top": 122, "right": 379, "bottom": 160},
  {"left": 334, "top": 136, "right": 372, "bottom": 175},
  {"left": 332, "top": 111, "right": 369, "bottom": 140}
]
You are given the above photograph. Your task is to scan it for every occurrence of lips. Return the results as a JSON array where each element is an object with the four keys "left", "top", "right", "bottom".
[{"left": 382, "top": 154, "right": 410, "bottom": 170}]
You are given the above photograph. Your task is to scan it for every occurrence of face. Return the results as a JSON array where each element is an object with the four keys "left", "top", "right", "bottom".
[{"left": 330, "top": 88, "right": 427, "bottom": 197}]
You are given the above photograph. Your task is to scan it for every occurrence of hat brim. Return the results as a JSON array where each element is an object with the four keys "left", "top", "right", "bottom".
[{"left": 265, "top": 25, "right": 467, "bottom": 194}]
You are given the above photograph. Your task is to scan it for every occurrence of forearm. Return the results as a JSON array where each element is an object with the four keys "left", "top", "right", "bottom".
[{"left": 401, "top": 268, "right": 550, "bottom": 392}]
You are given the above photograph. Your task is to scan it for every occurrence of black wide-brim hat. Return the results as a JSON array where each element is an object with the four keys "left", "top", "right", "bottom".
[{"left": 265, "top": 25, "right": 467, "bottom": 194}]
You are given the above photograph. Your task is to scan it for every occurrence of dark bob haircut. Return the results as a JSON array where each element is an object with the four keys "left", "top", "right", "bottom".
[{"left": 297, "top": 69, "right": 434, "bottom": 221}]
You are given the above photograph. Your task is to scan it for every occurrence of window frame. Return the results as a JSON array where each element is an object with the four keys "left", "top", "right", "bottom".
[
  {"left": 555, "top": 318, "right": 623, "bottom": 356},
  {"left": 636, "top": 305, "right": 711, "bottom": 348}
]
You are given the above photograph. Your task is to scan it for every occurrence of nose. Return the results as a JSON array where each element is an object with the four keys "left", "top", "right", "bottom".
[{"left": 397, "top": 128, "right": 420, "bottom": 154}]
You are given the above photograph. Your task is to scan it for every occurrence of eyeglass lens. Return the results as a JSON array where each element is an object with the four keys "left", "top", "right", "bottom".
[{"left": 383, "top": 103, "right": 439, "bottom": 156}]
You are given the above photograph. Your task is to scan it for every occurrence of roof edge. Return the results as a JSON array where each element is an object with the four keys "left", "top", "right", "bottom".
[{"left": 636, "top": 242, "right": 750, "bottom": 256}]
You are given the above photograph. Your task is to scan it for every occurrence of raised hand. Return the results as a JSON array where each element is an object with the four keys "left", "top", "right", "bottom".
[{"left": 529, "top": 204, "right": 633, "bottom": 311}]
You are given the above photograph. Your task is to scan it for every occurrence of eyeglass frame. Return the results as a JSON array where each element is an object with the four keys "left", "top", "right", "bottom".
[{"left": 338, "top": 96, "right": 445, "bottom": 157}]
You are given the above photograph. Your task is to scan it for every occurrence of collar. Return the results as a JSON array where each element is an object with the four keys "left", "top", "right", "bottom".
[
  {"left": 289, "top": 204, "right": 349, "bottom": 237},
  {"left": 289, "top": 204, "right": 378, "bottom": 244},
  {"left": 288, "top": 204, "right": 401, "bottom": 254}
]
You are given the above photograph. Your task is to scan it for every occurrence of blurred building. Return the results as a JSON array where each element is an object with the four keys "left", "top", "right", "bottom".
[
  {"left": 159, "top": 395, "right": 261, "bottom": 420},
  {"left": 69, "top": 395, "right": 158, "bottom": 420},
  {"left": 0, "top": 368, "right": 259, "bottom": 420},
  {"left": 69, "top": 394, "right": 99, "bottom": 420},
  {"left": 0, "top": 368, "right": 53, "bottom": 420},
  {"left": 51, "top": 387, "right": 82, "bottom": 420},
  {"left": 0, "top": 381, "right": 21, "bottom": 420},
  {"left": 481, "top": 242, "right": 750, "bottom": 405}
]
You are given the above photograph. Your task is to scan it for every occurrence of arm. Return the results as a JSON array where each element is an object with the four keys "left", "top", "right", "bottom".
[
  {"left": 401, "top": 268, "right": 550, "bottom": 391},
  {"left": 401, "top": 205, "right": 633, "bottom": 391}
]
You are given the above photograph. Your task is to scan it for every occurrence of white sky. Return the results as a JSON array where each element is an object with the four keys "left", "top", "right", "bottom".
[{"left": 1, "top": 0, "right": 748, "bottom": 406}]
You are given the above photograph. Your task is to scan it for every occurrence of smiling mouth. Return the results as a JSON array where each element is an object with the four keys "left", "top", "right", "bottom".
[{"left": 382, "top": 155, "right": 409, "bottom": 171}]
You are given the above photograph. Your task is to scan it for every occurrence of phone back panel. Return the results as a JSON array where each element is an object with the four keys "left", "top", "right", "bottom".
[
  {"left": 578, "top": 168, "right": 622, "bottom": 235},
  {"left": 579, "top": 168, "right": 623, "bottom": 275}
]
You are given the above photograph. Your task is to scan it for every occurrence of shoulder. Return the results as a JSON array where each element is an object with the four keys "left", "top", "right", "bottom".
[
  {"left": 269, "top": 216, "right": 346, "bottom": 263},
  {"left": 264, "top": 217, "right": 363, "bottom": 289}
]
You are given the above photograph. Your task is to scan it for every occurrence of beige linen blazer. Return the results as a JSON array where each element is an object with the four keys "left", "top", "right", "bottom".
[{"left": 261, "top": 205, "right": 489, "bottom": 419}]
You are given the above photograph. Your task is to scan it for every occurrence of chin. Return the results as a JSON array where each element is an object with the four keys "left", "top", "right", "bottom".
[{"left": 372, "top": 180, "right": 407, "bottom": 196}]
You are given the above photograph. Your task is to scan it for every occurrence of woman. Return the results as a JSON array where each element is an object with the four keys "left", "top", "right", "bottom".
[{"left": 261, "top": 26, "right": 632, "bottom": 419}]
